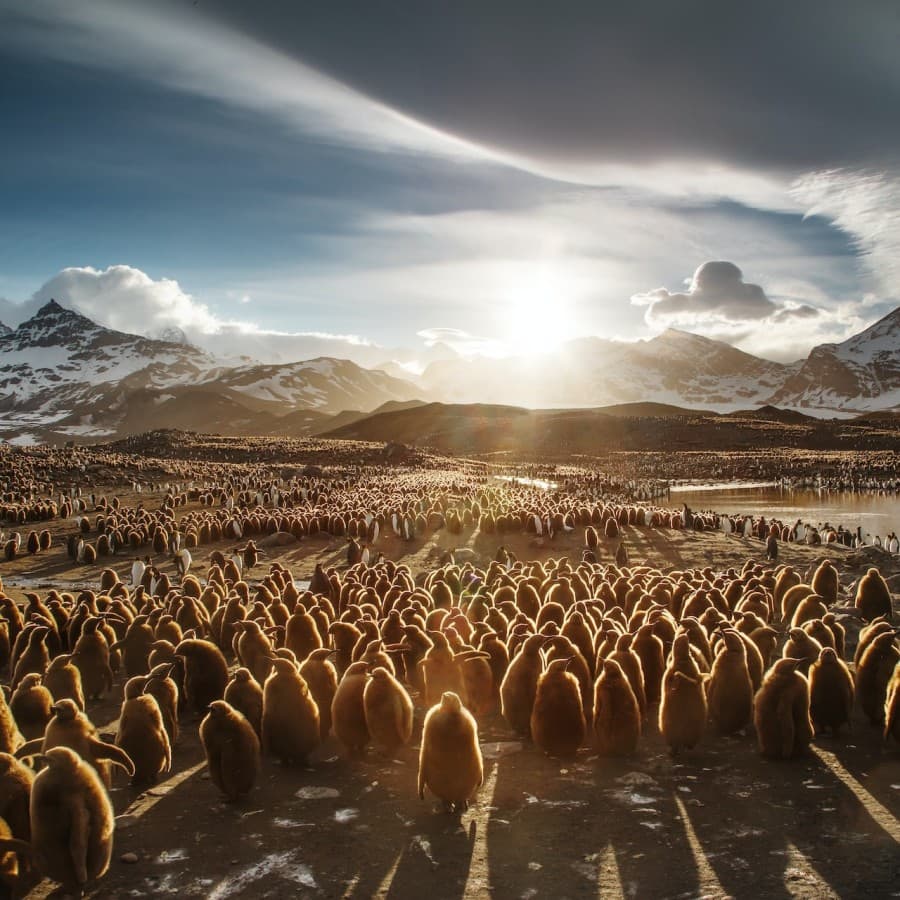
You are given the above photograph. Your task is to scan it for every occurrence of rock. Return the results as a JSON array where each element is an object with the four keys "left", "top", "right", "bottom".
[{"left": 120, "top": 852, "right": 139, "bottom": 864}]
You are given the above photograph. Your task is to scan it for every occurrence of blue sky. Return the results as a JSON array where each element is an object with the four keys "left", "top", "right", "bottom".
[{"left": 1, "top": 0, "right": 898, "bottom": 365}]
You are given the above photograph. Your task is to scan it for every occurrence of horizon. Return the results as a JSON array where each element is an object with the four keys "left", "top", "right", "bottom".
[{"left": 2, "top": 2, "right": 899, "bottom": 370}]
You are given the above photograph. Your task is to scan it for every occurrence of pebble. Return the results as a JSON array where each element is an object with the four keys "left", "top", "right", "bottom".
[{"left": 120, "top": 852, "right": 139, "bottom": 864}]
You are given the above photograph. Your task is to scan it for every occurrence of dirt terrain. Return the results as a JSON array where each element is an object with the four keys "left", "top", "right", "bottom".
[{"left": 2, "top": 488, "right": 896, "bottom": 900}]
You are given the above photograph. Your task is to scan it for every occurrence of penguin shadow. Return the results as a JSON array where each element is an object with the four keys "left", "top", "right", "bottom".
[
  {"left": 484, "top": 734, "right": 704, "bottom": 899},
  {"left": 624, "top": 527, "right": 689, "bottom": 569},
  {"left": 383, "top": 809, "right": 478, "bottom": 900},
  {"left": 662, "top": 723, "right": 900, "bottom": 899}
]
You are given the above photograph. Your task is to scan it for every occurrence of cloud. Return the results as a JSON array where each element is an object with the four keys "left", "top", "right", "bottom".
[
  {"left": 417, "top": 327, "right": 504, "bottom": 357},
  {"left": 628, "top": 259, "right": 883, "bottom": 362},
  {"left": 632, "top": 261, "right": 779, "bottom": 326},
  {"left": 791, "top": 168, "right": 900, "bottom": 299},
  {"left": 0, "top": 1, "right": 499, "bottom": 168},
  {"left": 13, "top": 265, "right": 391, "bottom": 367}
]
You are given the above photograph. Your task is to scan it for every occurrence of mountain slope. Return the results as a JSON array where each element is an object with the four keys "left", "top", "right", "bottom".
[
  {"left": 420, "top": 329, "right": 797, "bottom": 411},
  {"left": 766, "top": 307, "right": 900, "bottom": 412}
]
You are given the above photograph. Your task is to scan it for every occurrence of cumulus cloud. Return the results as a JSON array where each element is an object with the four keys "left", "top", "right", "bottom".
[
  {"left": 9, "top": 265, "right": 392, "bottom": 367},
  {"left": 632, "top": 261, "right": 778, "bottom": 327},
  {"left": 629, "top": 259, "right": 879, "bottom": 361}
]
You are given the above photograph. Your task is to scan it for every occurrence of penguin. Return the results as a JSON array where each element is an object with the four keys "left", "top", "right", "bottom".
[
  {"left": 753, "top": 658, "right": 813, "bottom": 759},
  {"left": 16, "top": 699, "right": 135, "bottom": 787},
  {"left": 884, "top": 661, "right": 900, "bottom": 745},
  {"left": 299, "top": 649, "right": 339, "bottom": 742},
  {"left": 71, "top": 618, "right": 114, "bottom": 700},
  {"left": 808, "top": 647, "right": 854, "bottom": 735},
  {"left": 659, "top": 670, "right": 707, "bottom": 754},
  {"left": 363, "top": 666, "right": 413, "bottom": 756},
  {"left": 9, "top": 673, "right": 53, "bottom": 741},
  {"left": 174, "top": 639, "right": 229, "bottom": 715},
  {"left": 144, "top": 663, "right": 180, "bottom": 746},
  {"left": 115, "top": 677, "right": 172, "bottom": 784},
  {"left": 29, "top": 746, "right": 126, "bottom": 893},
  {"left": 811, "top": 559, "right": 840, "bottom": 606},
  {"left": 0, "top": 752, "right": 34, "bottom": 844},
  {"left": 499, "top": 634, "right": 545, "bottom": 738},
  {"left": 0, "top": 691, "right": 23, "bottom": 756},
  {"left": 855, "top": 568, "right": 893, "bottom": 622},
  {"left": 224, "top": 668, "right": 263, "bottom": 738},
  {"left": 592, "top": 659, "right": 641, "bottom": 757},
  {"left": 706, "top": 627, "right": 753, "bottom": 735},
  {"left": 200, "top": 700, "right": 261, "bottom": 802},
  {"left": 530, "top": 658, "right": 585, "bottom": 758},
  {"left": 109, "top": 615, "right": 154, "bottom": 678},
  {"left": 261, "top": 658, "right": 320, "bottom": 765},
  {"left": 855, "top": 631, "right": 899, "bottom": 726},
  {"left": 332, "top": 661, "right": 371, "bottom": 756},
  {"left": 418, "top": 692, "right": 483, "bottom": 813},
  {"left": 42, "top": 654, "right": 85, "bottom": 711}
]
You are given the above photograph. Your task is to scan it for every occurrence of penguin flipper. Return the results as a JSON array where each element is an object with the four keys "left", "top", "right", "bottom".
[
  {"left": 89, "top": 738, "right": 135, "bottom": 776},
  {"left": 14, "top": 738, "right": 43, "bottom": 760}
]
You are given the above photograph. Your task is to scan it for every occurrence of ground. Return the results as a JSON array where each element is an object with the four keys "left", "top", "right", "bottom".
[{"left": 4, "top": 492, "right": 898, "bottom": 900}]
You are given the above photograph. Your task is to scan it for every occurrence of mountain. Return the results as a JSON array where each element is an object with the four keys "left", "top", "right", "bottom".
[
  {"left": 0, "top": 300, "right": 423, "bottom": 443},
  {"left": 419, "top": 329, "right": 797, "bottom": 411},
  {"left": 0, "top": 299, "right": 897, "bottom": 444},
  {"left": 765, "top": 307, "right": 900, "bottom": 413},
  {"left": 0, "top": 300, "right": 216, "bottom": 438}
]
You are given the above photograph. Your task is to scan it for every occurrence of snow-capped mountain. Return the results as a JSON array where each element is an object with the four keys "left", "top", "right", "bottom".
[
  {"left": 0, "top": 299, "right": 896, "bottom": 443},
  {"left": 419, "top": 329, "right": 798, "bottom": 411},
  {"left": 765, "top": 307, "right": 900, "bottom": 412},
  {"left": 195, "top": 358, "right": 421, "bottom": 413},
  {"left": 0, "top": 300, "right": 423, "bottom": 442}
]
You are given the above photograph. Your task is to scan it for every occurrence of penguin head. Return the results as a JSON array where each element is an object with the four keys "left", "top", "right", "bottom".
[
  {"left": 51, "top": 699, "right": 80, "bottom": 721},
  {"left": 440, "top": 691, "right": 462, "bottom": 713}
]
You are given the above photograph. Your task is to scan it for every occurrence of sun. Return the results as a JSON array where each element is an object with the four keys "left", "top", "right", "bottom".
[{"left": 499, "top": 263, "right": 575, "bottom": 356}]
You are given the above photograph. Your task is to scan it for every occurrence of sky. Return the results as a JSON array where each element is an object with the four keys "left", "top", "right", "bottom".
[{"left": 1, "top": 0, "right": 899, "bottom": 367}]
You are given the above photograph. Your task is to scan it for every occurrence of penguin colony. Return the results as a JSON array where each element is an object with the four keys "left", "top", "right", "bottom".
[{"left": 0, "top": 459, "right": 894, "bottom": 894}]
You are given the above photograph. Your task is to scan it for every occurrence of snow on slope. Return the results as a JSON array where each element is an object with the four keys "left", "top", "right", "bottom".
[{"left": 765, "top": 307, "right": 900, "bottom": 412}]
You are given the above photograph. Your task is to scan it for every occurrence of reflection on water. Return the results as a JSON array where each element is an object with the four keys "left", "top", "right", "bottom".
[
  {"left": 671, "top": 485, "right": 900, "bottom": 538},
  {"left": 494, "top": 475, "right": 559, "bottom": 491}
]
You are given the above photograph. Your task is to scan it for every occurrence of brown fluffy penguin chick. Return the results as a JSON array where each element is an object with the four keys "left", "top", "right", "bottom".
[
  {"left": 332, "top": 661, "right": 371, "bottom": 756},
  {"left": 10, "top": 673, "right": 53, "bottom": 741},
  {"left": 200, "top": 700, "right": 260, "bottom": 802},
  {"left": 16, "top": 699, "right": 135, "bottom": 787},
  {"left": 884, "top": 661, "right": 900, "bottom": 744},
  {"left": 659, "top": 671, "right": 707, "bottom": 754},
  {"left": 115, "top": 678, "right": 172, "bottom": 784},
  {"left": 706, "top": 628, "right": 753, "bottom": 735},
  {"left": 592, "top": 659, "right": 641, "bottom": 757},
  {"left": 174, "top": 639, "right": 228, "bottom": 715},
  {"left": 71, "top": 618, "right": 114, "bottom": 699},
  {"left": 262, "top": 658, "right": 320, "bottom": 765},
  {"left": 224, "top": 668, "right": 263, "bottom": 737},
  {"left": 855, "top": 632, "right": 899, "bottom": 726},
  {"left": 753, "top": 658, "right": 813, "bottom": 759},
  {"left": 0, "top": 752, "right": 34, "bottom": 843},
  {"left": 363, "top": 667, "right": 413, "bottom": 755},
  {"left": 29, "top": 746, "right": 123, "bottom": 892},
  {"left": 299, "top": 649, "right": 339, "bottom": 742},
  {"left": 0, "top": 692, "right": 23, "bottom": 756},
  {"left": 418, "top": 692, "right": 483, "bottom": 813},
  {"left": 500, "top": 634, "right": 545, "bottom": 738},
  {"left": 530, "top": 658, "right": 585, "bottom": 758},
  {"left": 43, "top": 654, "right": 85, "bottom": 711},
  {"left": 143, "top": 664, "right": 180, "bottom": 746},
  {"left": 855, "top": 568, "right": 893, "bottom": 622},
  {"left": 808, "top": 647, "right": 854, "bottom": 735}
]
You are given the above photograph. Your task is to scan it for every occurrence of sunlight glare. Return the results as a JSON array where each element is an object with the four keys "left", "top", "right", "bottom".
[{"left": 499, "top": 263, "right": 576, "bottom": 356}]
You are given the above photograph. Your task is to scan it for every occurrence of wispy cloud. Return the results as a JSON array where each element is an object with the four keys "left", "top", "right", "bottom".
[
  {"left": 1, "top": 1, "right": 501, "bottom": 164},
  {"left": 791, "top": 168, "right": 900, "bottom": 299}
]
